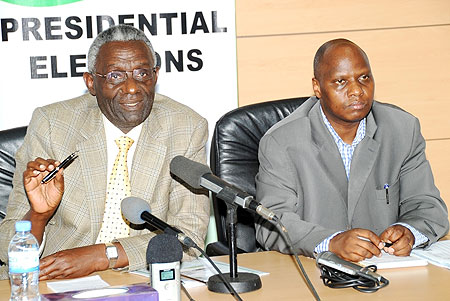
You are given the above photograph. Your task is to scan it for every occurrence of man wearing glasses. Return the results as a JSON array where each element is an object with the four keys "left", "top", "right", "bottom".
[{"left": 0, "top": 25, "right": 210, "bottom": 280}]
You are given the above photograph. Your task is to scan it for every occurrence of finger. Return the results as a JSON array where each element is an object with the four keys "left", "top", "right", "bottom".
[
  {"left": 356, "top": 241, "right": 383, "bottom": 259},
  {"left": 381, "top": 227, "right": 403, "bottom": 244},
  {"left": 40, "top": 263, "right": 59, "bottom": 280},
  {"left": 40, "top": 256, "right": 70, "bottom": 280},
  {"left": 379, "top": 227, "right": 394, "bottom": 242},
  {"left": 391, "top": 235, "right": 414, "bottom": 256},
  {"left": 24, "top": 159, "right": 57, "bottom": 181},
  {"left": 40, "top": 255, "right": 57, "bottom": 269},
  {"left": 340, "top": 250, "right": 368, "bottom": 262},
  {"left": 24, "top": 160, "right": 47, "bottom": 177},
  {"left": 353, "top": 230, "right": 383, "bottom": 254}
]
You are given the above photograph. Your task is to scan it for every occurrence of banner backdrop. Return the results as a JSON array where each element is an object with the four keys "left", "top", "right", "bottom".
[
  {"left": 0, "top": 0, "right": 238, "bottom": 139},
  {"left": 0, "top": 0, "right": 238, "bottom": 244}
]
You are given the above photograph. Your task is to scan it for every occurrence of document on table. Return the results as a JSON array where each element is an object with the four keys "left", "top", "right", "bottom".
[
  {"left": 46, "top": 275, "right": 110, "bottom": 293},
  {"left": 359, "top": 252, "right": 428, "bottom": 269},
  {"left": 411, "top": 240, "right": 450, "bottom": 269}
]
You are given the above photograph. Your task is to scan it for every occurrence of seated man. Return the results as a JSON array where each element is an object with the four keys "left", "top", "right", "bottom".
[
  {"left": 0, "top": 24, "right": 210, "bottom": 279},
  {"left": 255, "top": 38, "right": 448, "bottom": 262}
]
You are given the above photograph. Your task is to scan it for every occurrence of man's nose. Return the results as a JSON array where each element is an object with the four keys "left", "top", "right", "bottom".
[
  {"left": 122, "top": 74, "right": 138, "bottom": 94},
  {"left": 347, "top": 80, "right": 363, "bottom": 98}
]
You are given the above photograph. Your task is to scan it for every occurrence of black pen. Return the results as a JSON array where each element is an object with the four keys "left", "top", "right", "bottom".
[
  {"left": 41, "top": 151, "right": 79, "bottom": 184},
  {"left": 358, "top": 236, "right": 392, "bottom": 248},
  {"left": 383, "top": 242, "right": 393, "bottom": 248}
]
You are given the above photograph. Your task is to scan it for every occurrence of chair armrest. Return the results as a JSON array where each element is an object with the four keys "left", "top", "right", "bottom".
[{"left": 205, "top": 241, "right": 248, "bottom": 256}]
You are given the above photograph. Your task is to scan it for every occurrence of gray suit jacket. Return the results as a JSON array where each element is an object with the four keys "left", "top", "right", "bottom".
[
  {"left": 0, "top": 93, "right": 210, "bottom": 278},
  {"left": 255, "top": 97, "right": 449, "bottom": 257}
]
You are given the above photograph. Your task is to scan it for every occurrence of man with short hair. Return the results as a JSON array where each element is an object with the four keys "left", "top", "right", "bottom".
[
  {"left": 0, "top": 24, "right": 210, "bottom": 279},
  {"left": 255, "top": 38, "right": 448, "bottom": 262}
]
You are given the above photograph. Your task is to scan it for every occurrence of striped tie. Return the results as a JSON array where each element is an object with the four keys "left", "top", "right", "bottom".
[{"left": 96, "top": 136, "right": 134, "bottom": 244}]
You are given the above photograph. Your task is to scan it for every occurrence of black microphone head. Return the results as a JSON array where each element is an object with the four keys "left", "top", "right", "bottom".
[
  {"left": 147, "top": 233, "right": 183, "bottom": 264},
  {"left": 169, "top": 155, "right": 211, "bottom": 189},
  {"left": 121, "top": 196, "right": 151, "bottom": 225}
]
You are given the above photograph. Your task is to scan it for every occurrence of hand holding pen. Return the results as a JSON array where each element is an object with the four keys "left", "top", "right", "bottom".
[
  {"left": 41, "top": 151, "right": 79, "bottom": 184},
  {"left": 23, "top": 151, "right": 79, "bottom": 216}
]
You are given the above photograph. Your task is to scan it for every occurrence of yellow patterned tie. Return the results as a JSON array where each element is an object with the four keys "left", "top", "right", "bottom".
[{"left": 96, "top": 136, "right": 134, "bottom": 244}]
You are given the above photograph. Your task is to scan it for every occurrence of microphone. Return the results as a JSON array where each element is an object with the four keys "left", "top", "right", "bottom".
[
  {"left": 147, "top": 234, "right": 183, "bottom": 301},
  {"left": 316, "top": 251, "right": 383, "bottom": 282},
  {"left": 169, "top": 156, "right": 278, "bottom": 221},
  {"left": 122, "top": 198, "right": 244, "bottom": 300},
  {"left": 121, "top": 196, "right": 195, "bottom": 247}
]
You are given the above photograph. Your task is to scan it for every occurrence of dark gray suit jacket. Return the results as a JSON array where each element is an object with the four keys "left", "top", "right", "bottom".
[{"left": 255, "top": 97, "right": 449, "bottom": 257}]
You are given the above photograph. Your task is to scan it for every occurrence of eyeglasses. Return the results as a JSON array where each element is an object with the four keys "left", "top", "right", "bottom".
[{"left": 94, "top": 68, "right": 156, "bottom": 85}]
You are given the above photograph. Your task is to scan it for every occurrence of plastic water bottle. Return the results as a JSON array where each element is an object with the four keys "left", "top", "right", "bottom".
[{"left": 8, "top": 220, "right": 40, "bottom": 301}]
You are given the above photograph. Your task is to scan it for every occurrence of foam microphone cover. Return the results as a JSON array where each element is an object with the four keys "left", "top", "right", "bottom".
[
  {"left": 169, "top": 156, "right": 211, "bottom": 189},
  {"left": 121, "top": 196, "right": 151, "bottom": 225},
  {"left": 147, "top": 233, "right": 183, "bottom": 264}
]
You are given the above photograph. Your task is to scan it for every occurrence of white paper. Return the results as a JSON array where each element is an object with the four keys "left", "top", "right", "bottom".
[
  {"left": 46, "top": 275, "right": 110, "bottom": 293},
  {"left": 360, "top": 252, "right": 428, "bottom": 269},
  {"left": 412, "top": 240, "right": 450, "bottom": 269}
]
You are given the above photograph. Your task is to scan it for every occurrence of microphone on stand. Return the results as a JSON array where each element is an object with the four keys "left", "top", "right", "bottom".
[
  {"left": 169, "top": 156, "right": 262, "bottom": 294},
  {"left": 121, "top": 196, "right": 195, "bottom": 247},
  {"left": 147, "top": 234, "right": 183, "bottom": 301},
  {"left": 169, "top": 156, "right": 278, "bottom": 222},
  {"left": 121, "top": 196, "right": 244, "bottom": 301},
  {"left": 168, "top": 156, "right": 321, "bottom": 300}
]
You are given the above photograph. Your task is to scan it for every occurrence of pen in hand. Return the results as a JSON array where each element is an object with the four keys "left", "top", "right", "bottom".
[
  {"left": 41, "top": 151, "right": 79, "bottom": 184},
  {"left": 358, "top": 236, "right": 392, "bottom": 248}
]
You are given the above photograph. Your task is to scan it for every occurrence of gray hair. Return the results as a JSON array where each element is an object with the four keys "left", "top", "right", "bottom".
[{"left": 87, "top": 24, "right": 157, "bottom": 73}]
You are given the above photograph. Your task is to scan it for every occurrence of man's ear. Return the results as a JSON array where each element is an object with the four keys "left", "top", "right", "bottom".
[
  {"left": 312, "top": 78, "right": 322, "bottom": 99},
  {"left": 83, "top": 72, "right": 96, "bottom": 96},
  {"left": 153, "top": 66, "right": 160, "bottom": 85}
]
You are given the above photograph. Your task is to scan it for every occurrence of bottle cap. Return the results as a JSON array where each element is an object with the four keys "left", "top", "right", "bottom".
[{"left": 15, "top": 220, "right": 31, "bottom": 232}]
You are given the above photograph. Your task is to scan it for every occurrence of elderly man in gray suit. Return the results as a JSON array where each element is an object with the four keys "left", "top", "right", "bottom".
[
  {"left": 0, "top": 25, "right": 209, "bottom": 280},
  {"left": 255, "top": 38, "right": 448, "bottom": 262}
]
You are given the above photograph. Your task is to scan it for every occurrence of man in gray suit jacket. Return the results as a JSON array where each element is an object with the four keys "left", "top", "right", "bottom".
[
  {"left": 0, "top": 25, "right": 209, "bottom": 280},
  {"left": 255, "top": 39, "right": 448, "bottom": 262}
]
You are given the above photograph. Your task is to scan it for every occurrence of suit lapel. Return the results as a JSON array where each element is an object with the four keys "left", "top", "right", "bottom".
[
  {"left": 77, "top": 105, "right": 108, "bottom": 242},
  {"left": 347, "top": 111, "right": 379, "bottom": 222},
  {"left": 309, "top": 105, "right": 348, "bottom": 206},
  {"left": 130, "top": 107, "right": 167, "bottom": 204}
]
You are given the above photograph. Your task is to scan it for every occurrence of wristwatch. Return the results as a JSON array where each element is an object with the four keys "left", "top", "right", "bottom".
[{"left": 105, "top": 242, "right": 118, "bottom": 269}]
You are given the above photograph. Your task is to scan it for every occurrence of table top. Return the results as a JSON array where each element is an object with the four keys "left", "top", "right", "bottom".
[{"left": 1, "top": 248, "right": 450, "bottom": 300}]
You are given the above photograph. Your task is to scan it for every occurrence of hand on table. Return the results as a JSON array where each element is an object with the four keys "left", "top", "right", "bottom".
[
  {"left": 329, "top": 228, "right": 383, "bottom": 262},
  {"left": 380, "top": 225, "right": 415, "bottom": 256},
  {"left": 39, "top": 245, "right": 107, "bottom": 280}
]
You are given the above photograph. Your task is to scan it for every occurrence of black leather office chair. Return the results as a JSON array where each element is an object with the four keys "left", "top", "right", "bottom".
[
  {"left": 0, "top": 126, "right": 27, "bottom": 221},
  {"left": 206, "top": 97, "right": 309, "bottom": 256}
]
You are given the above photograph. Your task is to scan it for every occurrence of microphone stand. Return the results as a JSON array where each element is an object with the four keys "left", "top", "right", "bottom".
[{"left": 207, "top": 202, "right": 262, "bottom": 293}]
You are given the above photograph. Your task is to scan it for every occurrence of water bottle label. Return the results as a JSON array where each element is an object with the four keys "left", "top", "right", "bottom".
[{"left": 8, "top": 250, "right": 40, "bottom": 273}]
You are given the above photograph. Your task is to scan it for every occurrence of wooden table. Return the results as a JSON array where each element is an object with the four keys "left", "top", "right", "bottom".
[{"left": 1, "top": 249, "right": 450, "bottom": 300}]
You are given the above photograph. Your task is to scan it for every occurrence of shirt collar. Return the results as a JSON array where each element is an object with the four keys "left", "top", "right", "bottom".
[
  {"left": 319, "top": 105, "right": 366, "bottom": 146},
  {"left": 102, "top": 115, "right": 142, "bottom": 142}
]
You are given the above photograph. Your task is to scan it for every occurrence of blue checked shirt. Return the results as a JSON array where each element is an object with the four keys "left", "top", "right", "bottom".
[{"left": 314, "top": 106, "right": 428, "bottom": 255}]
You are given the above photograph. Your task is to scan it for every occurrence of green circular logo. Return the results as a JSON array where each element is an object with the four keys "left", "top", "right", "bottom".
[{"left": 1, "top": 0, "right": 83, "bottom": 7}]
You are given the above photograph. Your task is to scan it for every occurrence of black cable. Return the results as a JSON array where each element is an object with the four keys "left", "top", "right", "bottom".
[
  {"left": 181, "top": 282, "right": 195, "bottom": 301},
  {"left": 275, "top": 219, "right": 321, "bottom": 301},
  {"left": 317, "top": 263, "right": 389, "bottom": 293}
]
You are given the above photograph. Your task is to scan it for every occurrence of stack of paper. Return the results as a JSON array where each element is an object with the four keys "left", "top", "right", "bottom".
[
  {"left": 359, "top": 252, "right": 428, "bottom": 269},
  {"left": 412, "top": 240, "right": 450, "bottom": 269}
]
